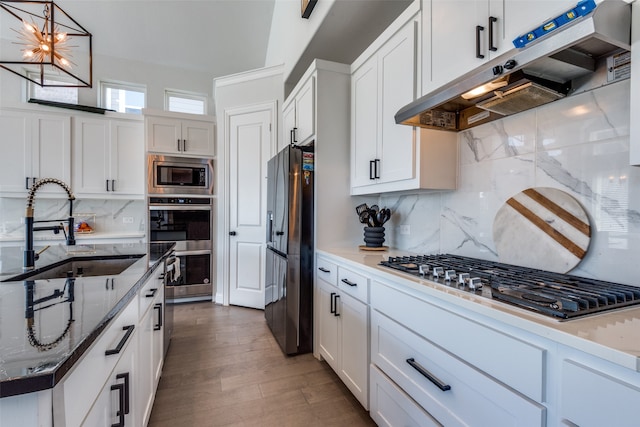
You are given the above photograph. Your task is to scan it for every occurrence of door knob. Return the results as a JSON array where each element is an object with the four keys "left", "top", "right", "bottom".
[{"left": 229, "top": 231, "right": 237, "bottom": 236}]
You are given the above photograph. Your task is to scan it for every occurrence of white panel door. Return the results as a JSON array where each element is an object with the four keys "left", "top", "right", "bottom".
[
  {"left": 181, "top": 120, "right": 215, "bottom": 156},
  {"left": 228, "top": 108, "right": 273, "bottom": 309},
  {"left": 295, "top": 77, "right": 315, "bottom": 145},
  {"left": 31, "top": 115, "right": 71, "bottom": 193},
  {"left": 110, "top": 120, "right": 144, "bottom": 196},
  {"left": 0, "top": 112, "right": 31, "bottom": 194},
  {"left": 73, "top": 118, "right": 110, "bottom": 194},
  {"left": 351, "top": 57, "right": 379, "bottom": 189}
]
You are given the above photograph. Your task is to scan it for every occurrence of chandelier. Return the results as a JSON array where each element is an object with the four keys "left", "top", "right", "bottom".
[{"left": 0, "top": 1, "right": 92, "bottom": 87}]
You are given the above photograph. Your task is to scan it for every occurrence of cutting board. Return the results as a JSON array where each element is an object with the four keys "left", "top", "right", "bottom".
[{"left": 492, "top": 187, "right": 591, "bottom": 273}]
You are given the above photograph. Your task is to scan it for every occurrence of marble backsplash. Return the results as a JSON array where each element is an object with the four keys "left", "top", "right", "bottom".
[
  {"left": 381, "top": 79, "right": 640, "bottom": 286},
  {"left": 0, "top": 197, "right": 146, "bottom": 240}
]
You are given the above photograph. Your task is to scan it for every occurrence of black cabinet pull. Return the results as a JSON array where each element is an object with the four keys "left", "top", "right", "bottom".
[
  {"left": 406, "top": 358, "right": 451, "bottom": 391},
  {"left": 292, "top": 127, "right": 298, "bottom": 143},
  {"left": 374, "top": 159, "right": 380, "bottom": 179},
  {"left": 115, "top": 372, "right": 130, "bottom": 415},
  {"left": 275, "top": 231, "right": 284, "bottom": 236},
  {"left": 105, "top": 325, "right": 135, "bottom": 356},
  {"left": 476, "top": 25, "right": 485, "bottom": 59},
  {"left": 318, "top": 267, "right": 330, "bottom": 273},
  {"left": 154, "top": 303, "right": 163, "bottom": 330},
  {"left": 183, "top": 139, "right": 187, "bottom": 152},
  {"left": 111, "top": 179, "right": 116, "bottom": 192},
  {"left": 110, "top": 382, "right": 125, "bottom": 427},
  {"left": 369, "top": 160, "right": 375, "bottom": 180},
  {"left": 177, "top": 139, "right": 181, "bottom": 151},
  {"left": 25, "top": 177, "right": 30, "bottom": 190},
  {"left": 229, "top": 231, "right": 237, "bottom": 236},
  {"left": 145, "top": 288, "right": 158, "bottom": 298},
  {"left": 341, "top": 278, "right": 357, "bottom": 287},
  {"left": 106, "top": 179, "right": 110, "bottom": 192},
  {"left": 105, "top": 278, "right": 114, "bottom": 290},
  {"left": 488, "top": 16, "right": 498, "bottom": 51},
  {"left": 334, "top": 294, "right": 340, "bottom": 316},
  {"left": 330, "top": 292, "right": 336, "bottom": 314}
]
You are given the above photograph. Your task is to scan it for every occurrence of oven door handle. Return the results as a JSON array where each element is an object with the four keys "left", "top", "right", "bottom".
[
  {"left": 149, "top": 206, "right": 212, "bottom": 211},
  {"left": 174, "top": 250, "right": 212, "bottom": 256}
]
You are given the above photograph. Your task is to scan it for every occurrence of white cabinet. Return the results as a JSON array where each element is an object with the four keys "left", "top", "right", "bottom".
[
  {"left": 146, "top": 114, "right": 215, "bottom": 156},
  {"left": 138, "top": 266, "right": 165, "bottom": 427},
  {"left": 73, "top": 117, "right": 144, "bottom": 198},
  {"left": 316, "top": 257, "right": 369, "bottom": 409},
  {"left": 559, "top": 356, "right": 640, "bottom": 427},
  {"left": 351, "top": 10, "right": 458, "bottom": 195},
  {"left": 281, "top": 77, "right": 315, "bottom": 150},
  {"left": 82, "top": 328, "right": 137, "bottom": 427},
  {"left": 0, "top": 110, "right": 71, "bottom": 195},
  {"left": 427, "top": 0, "right": 577, "bottom": 94}
]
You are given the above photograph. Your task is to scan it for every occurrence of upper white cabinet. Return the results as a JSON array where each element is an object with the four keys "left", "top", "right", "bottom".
[
  {"left": 73, "top": 116, "right": 144, "bottom": 198},
  {"left": 0, "top": 110, "right": 71, "bottom": 196},
  {"left": 426, "top": 0, "right": 577, "bottom": 94},
  {"left": 281, "top": 76, "right": 315, "bottom": 150},
  {"left": 351, "top": 6, "right": 458, "bottom": 195},
  {"left": 145, "top": 112, "right": 215, "bottom": 157}
]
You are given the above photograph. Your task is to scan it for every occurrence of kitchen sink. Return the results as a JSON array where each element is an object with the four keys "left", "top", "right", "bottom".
[{"left": 3, "top": 255, "right": 144, "bottom": 281}]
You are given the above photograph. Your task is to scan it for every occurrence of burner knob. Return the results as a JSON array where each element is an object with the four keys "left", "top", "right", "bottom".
[
  {"left": 458, "top": 273, "right": 470, "bottom": 286},
  {"left": 469, "top": 277, "right": 483, "bottom": 290},
  {"left": 445, "top": 270, "right": 457, "bottom": 281},
  {"left": 433, "top": 267, "right": 444, "bottom": 279},
  {"left": 419, "top": 264, "right": 430, "bottom": 276}
]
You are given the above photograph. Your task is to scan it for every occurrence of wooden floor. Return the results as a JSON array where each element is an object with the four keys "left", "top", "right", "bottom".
[{"left": 148, "top": 302, "right": 376, "bottom": 427}]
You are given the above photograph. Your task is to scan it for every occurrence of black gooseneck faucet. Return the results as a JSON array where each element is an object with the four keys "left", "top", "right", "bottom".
[{"left": 24, "top": 178, "right": 76, "bottom": 271}]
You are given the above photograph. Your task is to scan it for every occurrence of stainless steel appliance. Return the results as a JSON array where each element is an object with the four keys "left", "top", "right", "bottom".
[
  {"left": 265, "top": 145, "right": 314, "bottom": 355},
  {"left": 380, "top": 254, "right": 640, "bottom": 320},
  {"left": 147, "top": 154, "right": 214, "bottom": 195},
  {"left": 149, "top": 197, "right": 213, "bottom": 302},
  {"left": 395, "top": 0, "right": 631, "bottom": 131}
]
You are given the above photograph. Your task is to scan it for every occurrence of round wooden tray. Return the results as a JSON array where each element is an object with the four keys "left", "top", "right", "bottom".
[{"left": 358, "top": 245, "right": 388, "bottom": 251}]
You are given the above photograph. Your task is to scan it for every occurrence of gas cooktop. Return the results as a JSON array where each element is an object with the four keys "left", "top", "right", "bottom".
[{"left": 379, "top": 254, "right": 640, "bottom": 320}]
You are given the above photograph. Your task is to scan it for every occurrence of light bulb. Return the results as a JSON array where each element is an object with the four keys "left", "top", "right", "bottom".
[
  {"left": 56, "top": 33, "right": 67, "bottom": 42},
  {"left": 22, "top": 20, "right": 36, "bottom": 33},
  {"left": 41, "top": 43, "right": 50, "bottom": 52},
  {"left": 23, "top": 50, "right": 35, "bottom": 58}
]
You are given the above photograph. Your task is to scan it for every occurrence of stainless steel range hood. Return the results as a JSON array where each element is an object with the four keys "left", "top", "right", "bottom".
[{"left": 395, "top": 0, "right": 631, "bottom": 132}]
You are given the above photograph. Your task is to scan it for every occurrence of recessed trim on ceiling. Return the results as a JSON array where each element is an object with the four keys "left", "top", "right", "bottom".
[{"left": 301, "top": 0, "right": 317, "bottom": 19}]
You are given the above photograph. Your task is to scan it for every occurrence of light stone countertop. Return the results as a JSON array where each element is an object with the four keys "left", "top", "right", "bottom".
[{"left": 318, "top": 247, "right": 640, "bottom": 373}]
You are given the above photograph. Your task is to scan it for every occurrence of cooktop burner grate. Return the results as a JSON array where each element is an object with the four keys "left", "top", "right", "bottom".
[{"left": 379, "top": 254, "right": 640, "bottom": 320}]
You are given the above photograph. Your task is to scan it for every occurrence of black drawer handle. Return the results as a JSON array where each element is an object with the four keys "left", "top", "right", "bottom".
[
  {"left": 369, "top": 160, "right": 375, "bottom": 180},
  {"left": 341, "top": 278, "right": 357, "bottom": 287},
  {"left": 145, "top": 288, "right": 158, "bottom": 298},
  {"left": 115, "top": 372, "right": 130, "bottom": 415},
  {"left": 110, "top": 382, "right": 125, "bottom": 427},
  {"left": 476, "top": 25, "right": 485, "bottom": 59},
  {"left": 318, "top": 267, "right": 331, "bottom": 273},
  {"left": 154, "top": 303, "right": 163, "bottom": 331},
  {"left": 406, "top": 358, "right": 451, "bottom": 391},
  {"left": 105, "top": 325, "right": 135, "bottom": 356},
  {"left": 334, "top": 294, "right": 340, "bottom": 317}
]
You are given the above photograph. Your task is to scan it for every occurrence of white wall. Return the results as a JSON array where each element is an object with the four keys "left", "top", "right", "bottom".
[{"left": 265, "top": 0, "right": 335, "bottom": 81}]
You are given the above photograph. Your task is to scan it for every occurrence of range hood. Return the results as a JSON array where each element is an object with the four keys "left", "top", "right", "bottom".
[{"left": 395, "top": 0, "right": 631, "bottom": 132}]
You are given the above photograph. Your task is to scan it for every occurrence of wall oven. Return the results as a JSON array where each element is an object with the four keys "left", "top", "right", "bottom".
[
  {"left": 148, "top": 196, "right": 213, "bottom": 302},
  {"left": 147, "top": 154, "right": 214, "bottom": 195}
]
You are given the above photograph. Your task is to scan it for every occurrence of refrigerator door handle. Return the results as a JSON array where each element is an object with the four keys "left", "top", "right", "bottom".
[{"left": 266, "top": 210, "right": 273, "bottom": 243}]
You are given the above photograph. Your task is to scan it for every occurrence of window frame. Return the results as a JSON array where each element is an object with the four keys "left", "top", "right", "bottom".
[
  {"left": 164, "top": 89, "right": 208, "bottom": 115},
  {"left": 99, "top": 80, "right": 147, "bottom": 114},
  {"left": 26, "top": 71, "right": 79, "bottom": 104}
]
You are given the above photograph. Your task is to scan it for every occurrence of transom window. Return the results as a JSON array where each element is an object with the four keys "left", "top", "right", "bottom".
[
  {"left": 27, "top": 72, "right": 78, "bottom": 104},
  {"left": 165, "top": 89, "right": 207, "bottom": 115},
  {"left": 100, "top": 81, "right": 146, "bottom": 114}
]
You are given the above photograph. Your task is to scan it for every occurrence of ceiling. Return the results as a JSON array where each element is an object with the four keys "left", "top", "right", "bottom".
[{"left": 61, "top": 0, "right": 411, "bottom": 82}]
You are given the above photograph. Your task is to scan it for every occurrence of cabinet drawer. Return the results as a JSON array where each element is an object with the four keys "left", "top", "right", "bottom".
[
  {"left": 53, "top": 297, "right": 138, "bottom": 427},
  {"left": 371, "top": 281, "right": 544, "bottom": 401},
  {"left": 371, "top": 310, "right": 545, "bottom": 427},
  {"left": 561, "top": 359, "right": 640, "bottom": 427},
  {"left": 316, "top": 257, "right": 337, "bottom": 286},
  {"left": 139, "top": 265, "right": 164, "bottom": 318},
  {"left": 338, "top": 266, "right": 369, "bottom": 303},
  {"left": 370, "top": 364, "right": 441, "bottom": 427}
]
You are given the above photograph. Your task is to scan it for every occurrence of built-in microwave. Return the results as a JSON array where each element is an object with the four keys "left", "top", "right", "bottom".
[{"left": 147, "top": 155, "right": 214, "bottom": 195}]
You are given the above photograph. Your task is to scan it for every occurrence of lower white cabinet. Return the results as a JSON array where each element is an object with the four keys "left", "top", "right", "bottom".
[
  {"left": 370, "top": 309, "right": 545, "bottom": 427},
  {"left": 82, "top": 329, "right": 137, "bottom": 426},
  {"left": 316, "top": 257, "right": 369, "bottom": 409},
  {"left": 560, "top": 357, "right": 640, "bottom": 427},
  {"left": 370, "top": 364, "right": 441, "bottom": 427}
]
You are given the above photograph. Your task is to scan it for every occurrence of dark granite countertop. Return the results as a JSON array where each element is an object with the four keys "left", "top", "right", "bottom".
[{"left": 0, "top": 242, "right": 175, "bottom": 398}]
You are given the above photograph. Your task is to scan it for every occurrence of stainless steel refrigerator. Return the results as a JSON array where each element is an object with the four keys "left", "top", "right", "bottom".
[{"left": 265, "top": 145, "right": 314, "bottom": 355}]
